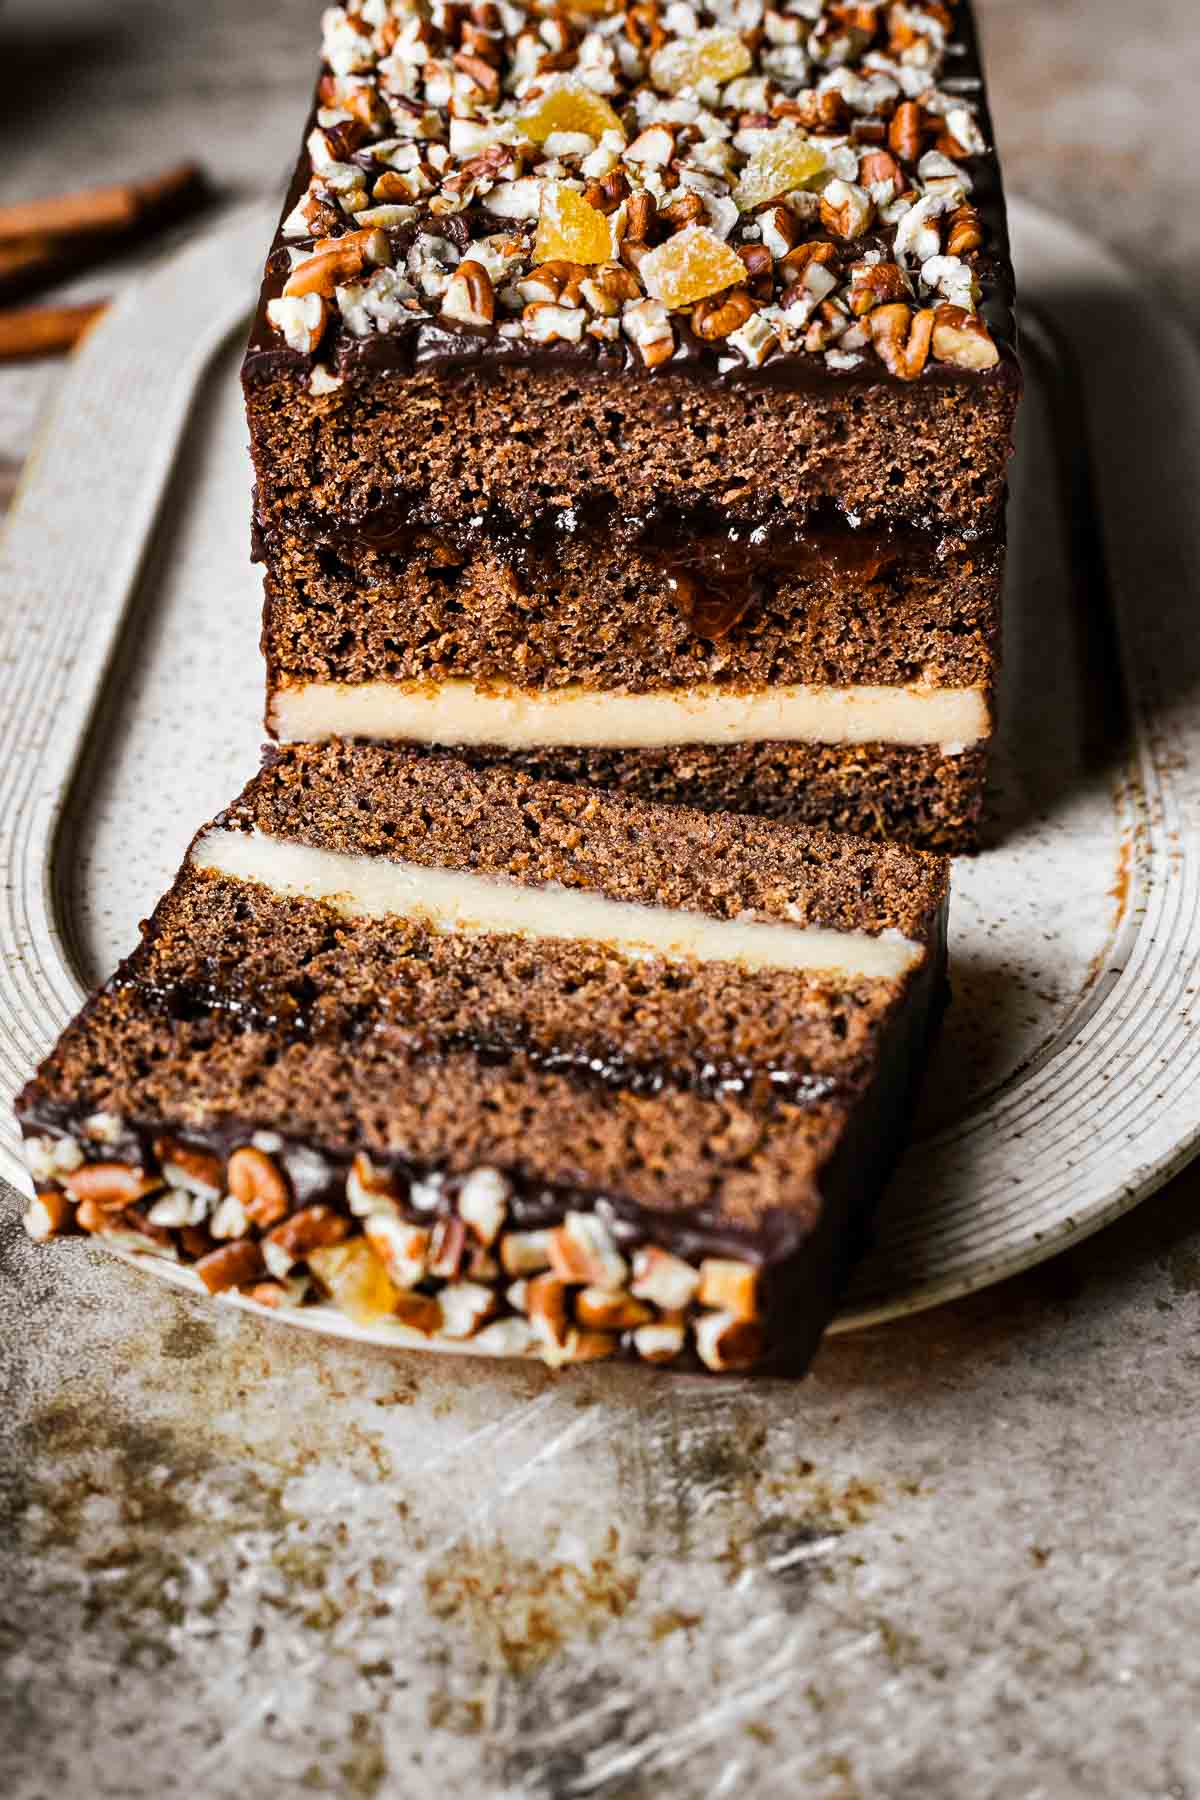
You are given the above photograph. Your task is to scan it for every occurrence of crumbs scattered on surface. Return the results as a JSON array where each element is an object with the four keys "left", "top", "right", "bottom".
[{"left": 423, "top": 1527, "right": 639, "bottom": 1676}]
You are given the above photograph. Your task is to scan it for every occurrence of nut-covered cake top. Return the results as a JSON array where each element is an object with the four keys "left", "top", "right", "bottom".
[{"left": 248, "top": 0, "right": 1016, "bottom": 390}]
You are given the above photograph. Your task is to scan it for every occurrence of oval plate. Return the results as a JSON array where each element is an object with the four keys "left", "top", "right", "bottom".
[{"left": 0, "top": 199, "right": 1197, "bottom": 1342}]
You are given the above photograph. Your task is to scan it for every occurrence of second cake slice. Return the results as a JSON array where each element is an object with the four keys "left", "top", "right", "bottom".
[{"left": 15, "top": 746, "right": 948, "bottom": 1373}]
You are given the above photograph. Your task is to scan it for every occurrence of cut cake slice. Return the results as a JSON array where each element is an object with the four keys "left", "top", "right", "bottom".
[{"left": 15, "top": 746, "right": 948, "bottom": 1373}]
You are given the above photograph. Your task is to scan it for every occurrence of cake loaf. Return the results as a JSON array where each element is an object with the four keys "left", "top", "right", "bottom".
[
  {"left": 243, "top": 0, "right": 1018, "bottom": 849},
  {"left": 15, "top": 746, "right": 948, "bottom": 1374}
]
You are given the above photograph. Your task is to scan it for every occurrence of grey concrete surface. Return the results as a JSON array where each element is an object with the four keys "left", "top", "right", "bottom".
[{"left": 1, "top": 3, "right": 1199, "bottom": 1796}]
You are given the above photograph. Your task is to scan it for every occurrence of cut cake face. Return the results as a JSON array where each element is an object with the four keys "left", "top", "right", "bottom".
[{"left": 16, "top": 746, "right": 948, "bottom": 1374}]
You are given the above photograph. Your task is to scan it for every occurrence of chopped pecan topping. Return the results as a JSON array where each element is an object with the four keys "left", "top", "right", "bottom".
[
  {"left": 266, "top": 1203, "right": 352, "bottom": 1263},
  {"left": 441, "top": 258, "right": 496, "bottom": 327},
  {"left": 847, "top": 259, "right": 911, "bottom": 316},
  {"left": 946, "top": 203, "right": 984, "bottom": 259},
  {"left": 869, "top": 302, "right": 936, "bottom": 379},
  {"left": 697, "top": 1258, "right": 761, "bottom": 1321},
  {"left": 228, "top": 1146, "right": 291, "bottom": 1229},
  {"left": 196, "top": 1240, "right": 267, "bottom": 1295},
  {"left": 888, "top": 99, "right": 926, "bottom": 164},
  {"left": 693, "top": 287, "right": 757, "bottom": 340},
  {"left": 931, "top": 302, "right": 999, "bottom": 370},
  {"left": 64, "top": 1162, "right": 162, "bottom": 1210},
  {"left": 23, "top": 1188, "right": 74, "bottom": 1241}
]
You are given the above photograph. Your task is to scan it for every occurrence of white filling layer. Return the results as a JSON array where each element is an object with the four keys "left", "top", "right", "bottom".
[
  {"left": 192, "top": 829, "right": 924, "bottom": 980},
  {"left": 269, "top": 678, "right": 989, "bottom": 753}
]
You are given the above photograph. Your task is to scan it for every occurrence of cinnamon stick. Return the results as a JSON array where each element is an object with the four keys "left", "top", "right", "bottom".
[
  {"left": 0, "top": 237, "right": 58, "bottom": 281},
  {"left": 0, "top": 301, "right": 108, "bottom": 361},
  {"left": 0, "top": 163, "right": 203, "bottom": 245}
]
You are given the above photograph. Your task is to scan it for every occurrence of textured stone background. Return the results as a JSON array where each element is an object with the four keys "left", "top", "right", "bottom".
[{"left": 2, "top": 3, "right": 1199, "bottom": 1797}]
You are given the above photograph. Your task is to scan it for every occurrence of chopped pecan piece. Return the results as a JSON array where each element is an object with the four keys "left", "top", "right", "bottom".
[
  {"left": 457, "top": 1167, "right": 509, "bottom": 1245},
  {"left": 625, "top": 123, "right": 676, "bottom": 169},
  {"left": 757, "top": 204, "right": 798, "bottom": 254},
  {"left": 869, "top": 302, "right": 935, "bottom": 379},
  {"left": 65, "top": 1162, "right": 162, "bottom": 1210},
  {"left": 265, "top": 1204, "right": 352, "bottom": 1265},
  {"left": 428, "top": 1214, "right": 469, "bottom": 1280},
  {"left": 435, "top": 1281, "right": 497, "bottom": 1339},
  {"left": 347, "top": 1151, "right": 402, "bottom": 1218},
  {"left": 453, "top": 50, "right": 500, "bottom": 100},
  {"left": 520, "top": 259, "right": 586, "bottom": 305},
  {"left": 364, "top": 1215, "right": 430, "bottom": 1288},
  {"left": 242, "top": 1279, "right": 305, "bottom": 1311},
  {"left": 779, "top": 239, "right": 838, "bottom": 285},
  {"left": 694, "top": 1311, "right": 766, "bottom": 1372},
  {"left": 625, "top": 3, "right": 668, "bottom": 56},
  {"left": 624, "top": 191, "right": 657, "bottom": 244},
  {"left": 228, "top": 1146, "right": 291, "bottom": 1229},
  {"left": 441, "top": 259, "right": 496, "bottom": 327},
  {"left": 155, "top": 1138, "right": 224, "bottom": 1194},
  {"left": 284, "top": 243, "right": 366, "bottom": 299},
  {"left": 693, "top": 287, "right": 757, "bottom": 340},
  {"left": 888, "top": 100, "right": 925, "bottom": 165},
  {"left": 631, "top": 1246, "right": 700, "bottom": 1312},
  {"left": 736, "top": 242, "right": 773, "bottom": 282},
  {"left": 266, "top": 292, "right": 329, "bottom": 355},
  {"left": 658, "top": 192, "right": 705, "bottom": 233},
  {"left": 23, "top": 1188, "right": 74, "bottom": 1241},
  {"left": 847, "top": 259, "right": 910, "bottom": 315},
  {"left": 527, "top": 1272, "right": 571, "bottom": 1348},
  {"left": 551, "top": 1330, "right": 620, "bottom": 1365},
  {"left": 632, "top": 1321, "right": 687, "bottom": 1364},
  {"left": 945, "top": 203, "right": 984, "bottom": 259},
  {"left": 196, "top": 1240, "right": 267, "bottom": 1294},
  {"left": 931, "top": 303, "right": 999, "bottom": 370},
  {"left": 574, "top": 1288, "right": 654, "bottom": 1331},
  {"left": 583, "top": 170, "right": 630, "bottom": 215},
  {"left": 858, "top": 149, "right": 902, "bottom": 191},
  {"left": 580, "top": 262, "right": 641, "bottom": 315},
  {"left": 499, "top": 1229, "right": 554, "bottom": 1276},
  {"left": 697, "top": 1258, "right": 761, "bottom": 1321},
  {"left": 819, "top": 179, "right": 873, "bottom": 241},
  {"left": 393, "top": 1291, "right": 443, "bottom": 1334},
  {"left": 779, "top": 89, "right": 846, "bottom": 131},
  {"left": 548, "top": 1213, "right": 628, "bottom": 1289}
]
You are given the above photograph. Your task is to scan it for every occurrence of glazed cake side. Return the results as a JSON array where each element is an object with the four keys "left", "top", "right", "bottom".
[
  {"left": 242, "top": 0, "right": 1018, "bottom": 849},
  {"left": 15, "top": 747, "right": 949, "bottom": 1374}
]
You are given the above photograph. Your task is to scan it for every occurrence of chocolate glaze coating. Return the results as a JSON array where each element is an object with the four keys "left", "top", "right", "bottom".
[{"left": 241, "top": 4, "right": 1018, "bottom": 399}]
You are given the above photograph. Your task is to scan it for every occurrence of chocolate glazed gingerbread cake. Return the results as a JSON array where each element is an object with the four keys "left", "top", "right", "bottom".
[
  {"left": 244, "top": 0, "right": 1019, "bottom": 849},
  {"left": 16, "top": 748, "right": 948, "bottom": 1374}
]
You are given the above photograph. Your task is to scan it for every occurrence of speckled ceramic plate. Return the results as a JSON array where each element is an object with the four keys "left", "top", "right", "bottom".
[{"left": 0, "top": 198, "right": 1197, "bottom": 1341}]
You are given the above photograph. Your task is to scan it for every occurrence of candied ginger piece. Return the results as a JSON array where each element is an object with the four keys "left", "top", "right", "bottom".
[
  {"left": 639, "top": 224, "right": 747, "bottom": 309},
  {"left": 650, "top": 28, "right": 752, "bottom": 96},
  {"left": 517, "top": 80, "right": 624, "bottom": 147},
  {"left": 309, "top": 1238, "right": 400, "bottom": 1326},
  {"left": 735, "top": 131, "right": 826, "bottom": 210},
  {"left": 534, "top": 183, "right": 613, "bottom": 265}
]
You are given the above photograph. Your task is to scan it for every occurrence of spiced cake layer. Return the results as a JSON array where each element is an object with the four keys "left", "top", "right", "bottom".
[
  {"left": 262, "top": 519, "right": 1002, "bottom": 695},
  {"left": 259, "top": 509, "right": 999, "bottom": 844},
  {"left": 242, "top": 0, "right": 1018, "bottom": 847},
  {"left": 15, "top": 745, "right": 948, "bottom": 1374}
]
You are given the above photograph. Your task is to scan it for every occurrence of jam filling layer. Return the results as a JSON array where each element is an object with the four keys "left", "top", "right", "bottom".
[{"left": 258, "top": 493, "right": 998, "bottom": 646}]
